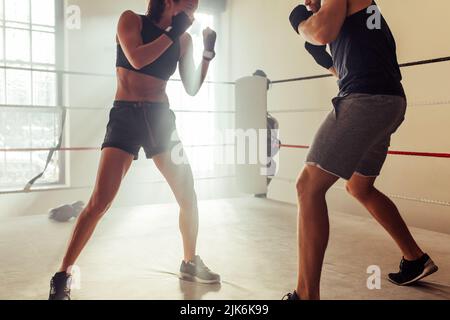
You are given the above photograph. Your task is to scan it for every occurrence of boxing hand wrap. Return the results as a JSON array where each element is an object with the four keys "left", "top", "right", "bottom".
[
  {"left": 289, "top": 5, "right": 313, "bottom": 34},
  {"left": 165, "top": 11, "right": 192, "bottom": 41},
  {"left": 305, "top": 42, "right": 334, "bottom": 70}
]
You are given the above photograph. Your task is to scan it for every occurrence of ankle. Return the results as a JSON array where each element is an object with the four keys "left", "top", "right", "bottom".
[
  {"left": 183, "top": 255, "right": 196, "bottom": 263},
  {"left": 58, "top": 263, "right": 74, "bottom": 275},
  {"left": 403, "top": 250, "right": 424, "bottom": 262},
  {"left": 404, "top": 253, "right": 424, "bottom": 262},
  {"left": 58, "top": 267, "right": 68, "bottom": 274},
  {"left": 296, "top": 286, "right": 320, "bottom": 300},
  {"left": 297, "top": 291, "right": 320, "bottom": 300}
]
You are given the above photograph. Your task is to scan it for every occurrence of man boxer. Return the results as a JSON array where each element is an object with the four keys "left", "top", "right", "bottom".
[{"left": 284, "top": 0, "right": 438, "bottom": 300}]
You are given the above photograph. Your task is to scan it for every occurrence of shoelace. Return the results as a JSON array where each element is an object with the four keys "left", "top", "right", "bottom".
[
  {"left": 195, "top": 258, "right": 211, "bottom": 272},
  {"left": 399, "top": 259, "right": 405, "bottom": 271},
  {"left": 50, "top": 279, "right": 56, "bottom": 295},
  {"left": 282, "top": 293, "right": 293, "bottom": 300},
  {"left": 50, "top": 276, "right": 71, "bottom": 298}
]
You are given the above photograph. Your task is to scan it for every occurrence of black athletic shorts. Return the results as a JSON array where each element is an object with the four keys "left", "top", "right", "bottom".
[{"left": 102, "top": 101, "right": 179, "bottom": 160}]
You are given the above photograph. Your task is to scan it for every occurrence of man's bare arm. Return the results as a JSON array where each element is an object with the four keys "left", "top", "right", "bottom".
[{"left": 299, "top": 0, "right": 347, "bottom": 45}]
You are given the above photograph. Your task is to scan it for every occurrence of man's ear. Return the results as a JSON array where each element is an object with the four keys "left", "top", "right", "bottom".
[{"left": 165, "top": 0, "right": 173, "bottom": 11}]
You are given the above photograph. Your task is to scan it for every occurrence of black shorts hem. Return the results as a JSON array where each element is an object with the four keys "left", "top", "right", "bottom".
[
  {"left": 101, "top": 143, "right": 139, "bottom": 160},
  {"left": 144, "top": 147, "right": 167, "bottom": 159},
  {"left": 144, "top": 141, "right": 181, "bottom": 159}
]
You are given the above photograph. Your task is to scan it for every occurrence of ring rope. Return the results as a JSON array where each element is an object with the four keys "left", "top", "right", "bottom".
[
  {"left": 0, "top": 65, "right": 235, "bottom": 85},
  {"left": 272, "top": 177, "right": 450, "bottom": 207},
  {"left": 279, "top": 144, "right": 450, "bottom": 159},
  {"left": 0, "top": 144, "right": 235, "bottom": 153},
  {"left": 331, "top": 186, "right": 450, "bottom": 207},
  {"left": 268, "top": 100, "right": 450, "bottom": 114},
  {"left": 0, "top": 175, "right": 236, "bottom": 195},
  {"left": 271, "top": 55, "right": 450, "bottom": 85},
  {"left": 0, "top": 103, "right": 236, "bottom": 114},
  {"left": 4, "top": 55, "right": 449, "bottom": 191}
]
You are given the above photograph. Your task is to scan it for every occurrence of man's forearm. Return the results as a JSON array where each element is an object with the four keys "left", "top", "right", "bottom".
[
  {"left": 299, "top": 12, "right": 329, "bottom": 45},
  {"left": 299, "top": 0, "right": 348, "bottom": 45}
]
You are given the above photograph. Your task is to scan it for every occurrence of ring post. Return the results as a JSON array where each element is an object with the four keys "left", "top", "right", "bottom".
[{"left": 235, "top": 76, "right": 268, "bottom": 195}]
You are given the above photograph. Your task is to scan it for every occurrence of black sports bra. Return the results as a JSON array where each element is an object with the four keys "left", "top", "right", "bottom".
[{"left": 116, "top": 15, "right": 180, "bottom": 81}]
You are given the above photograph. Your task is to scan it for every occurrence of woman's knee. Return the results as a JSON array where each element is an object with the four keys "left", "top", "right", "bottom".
[
  {"left": 85, "top": 193, "right": 113, "bottom": 219},
  {"left": 179, "top": 189, "right": 197, "bottom": 213}
]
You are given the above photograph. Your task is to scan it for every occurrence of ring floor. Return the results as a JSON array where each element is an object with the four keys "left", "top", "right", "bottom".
[{"left": 1, "top": 197, "right": 449, "bottom": 300}]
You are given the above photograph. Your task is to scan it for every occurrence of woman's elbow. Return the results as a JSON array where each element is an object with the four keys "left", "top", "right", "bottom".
[
  {"left": 129, "top": 58, "right": 144, "bottom": 70},
  {"left": 182, "top": 80, "right": 198, "bottom": 96},
  {"left": 128, "top": 53, "right": 150, "bottom": 70},
  {"left": 186, "top": 89, "right": 197, "bottom": 97}
]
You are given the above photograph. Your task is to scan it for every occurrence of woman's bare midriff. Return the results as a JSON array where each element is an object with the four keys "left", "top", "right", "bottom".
[{"left": 115, "top": 67, "right": 169, "bottom": 103}]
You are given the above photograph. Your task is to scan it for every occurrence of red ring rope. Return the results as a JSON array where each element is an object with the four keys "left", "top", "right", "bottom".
[
  {"left": 1, "top": 145, "right": 449, "bottom": 159},
  {"left": 279, "top": 144, "right": 450, "bottom": 159}
]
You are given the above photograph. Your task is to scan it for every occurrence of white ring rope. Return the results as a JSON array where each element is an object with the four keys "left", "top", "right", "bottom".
[{"left": 272, "top": 177, "right": 450, "bottom": 207}]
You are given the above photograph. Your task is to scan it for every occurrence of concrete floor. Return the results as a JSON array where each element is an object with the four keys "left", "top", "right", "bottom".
[{"left": 0, "top": 197, "right": 449, "bottom": 300}]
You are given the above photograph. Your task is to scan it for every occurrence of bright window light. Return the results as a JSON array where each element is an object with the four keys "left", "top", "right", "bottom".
[
  {"left": 166, "top": 12, "right": 218, "bottom": 177},
  {"left": 0, "top": 0, "right": 59, "bottom": 191}
]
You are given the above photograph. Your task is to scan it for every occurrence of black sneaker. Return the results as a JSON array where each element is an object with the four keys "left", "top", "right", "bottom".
[
  {"left": 180, "top": 256, "right": 221, "bottom": 284},
  {"left": 388, "top": 253, "right": 438, "bottom": 286},
  {"left": 282, "top": 291, "right": 300, "bottom": 300},
  {"left": 49, "top": 272, "right": 72, "bottom": 300}
]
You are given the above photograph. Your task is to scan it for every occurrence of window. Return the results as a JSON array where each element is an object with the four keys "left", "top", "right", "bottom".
[{"left": 0, "top": 0, "right": 62, "bottom": 191}]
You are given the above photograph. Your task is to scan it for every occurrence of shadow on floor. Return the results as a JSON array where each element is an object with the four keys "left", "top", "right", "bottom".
[
  {"left": 179, "top": 279, "right": 222, "bottom": 300},
  {"left": 409, "top": 281, "right": 450, "bottom": 299}
]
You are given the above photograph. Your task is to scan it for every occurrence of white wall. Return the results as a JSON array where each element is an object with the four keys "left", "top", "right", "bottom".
[
  {"left": 0, "top": 0, "right": 238, "bottom": 218},
  {"left": 1, "top": 0, "right": 449, "bottom": 232},
  {"left": 225, "top": 0, "right": 450, "bottom": 234}
]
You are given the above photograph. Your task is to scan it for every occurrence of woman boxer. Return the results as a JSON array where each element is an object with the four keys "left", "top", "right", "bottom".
[{"left": 49, "top": 0, "right": 219, "bottom": 300}]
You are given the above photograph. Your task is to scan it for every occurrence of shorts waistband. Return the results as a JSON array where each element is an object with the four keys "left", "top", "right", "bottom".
[{"left": 113, "top": 100, "right": 169, "bottom": 108}]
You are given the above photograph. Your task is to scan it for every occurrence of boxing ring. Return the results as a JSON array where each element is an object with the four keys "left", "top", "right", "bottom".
[
  {"left": 0, "top": 52, "right": 449, "bottom": 225},
  {"left": 0, "top": 55, "right": 450, "bottom": 300},
  {"left": 2, "top": 55, "right": 449, "bottom": 202},
  {"left": 268, "top": 56, "right": 450, "bottom": 209}
]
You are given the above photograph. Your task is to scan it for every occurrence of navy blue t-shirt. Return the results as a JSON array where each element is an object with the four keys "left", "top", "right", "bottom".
[{"left": 329, "top": 1, "right": 405, "bottom": 98}]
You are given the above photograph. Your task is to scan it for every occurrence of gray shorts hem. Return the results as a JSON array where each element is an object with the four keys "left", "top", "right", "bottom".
[
  {"left": 305, "top": 161, "right": 349, "bottom": 180},
  {"left": 354, "top": 171, "right": 380, "bottom": 178}
]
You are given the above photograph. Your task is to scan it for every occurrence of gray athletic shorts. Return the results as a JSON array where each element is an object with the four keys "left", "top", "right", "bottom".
[{"left": 306, "top": 93, "right": 407, "bottom": 180}]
